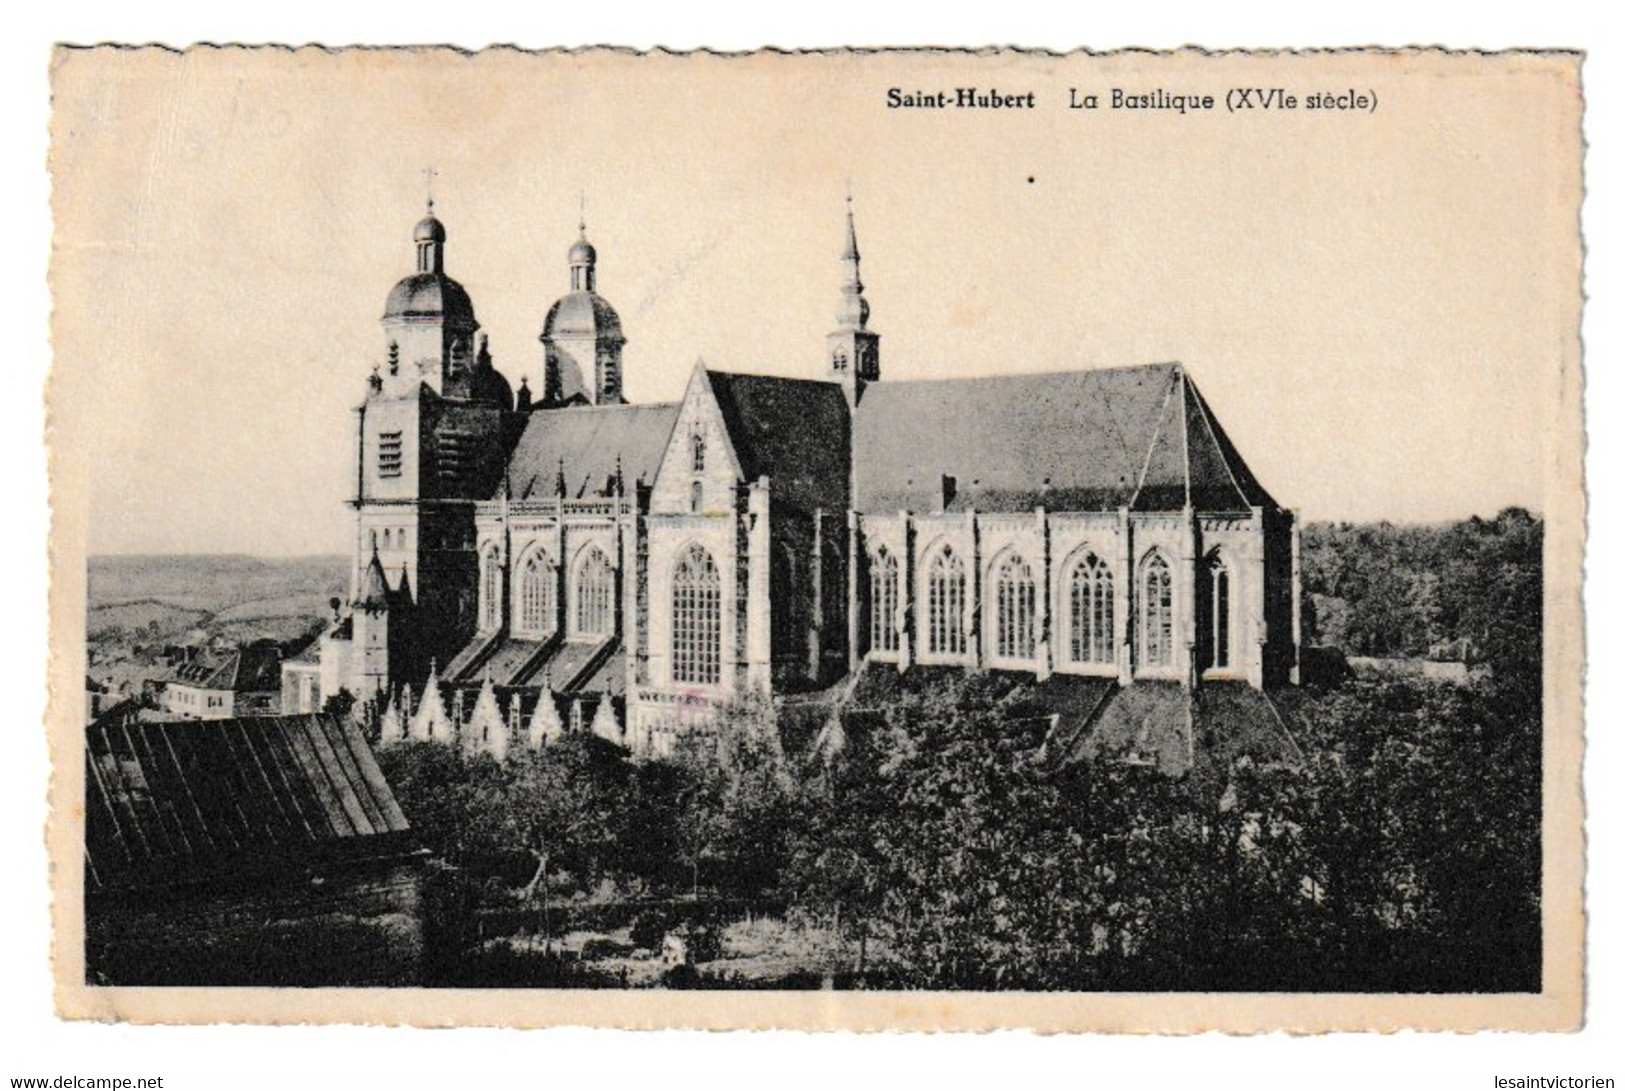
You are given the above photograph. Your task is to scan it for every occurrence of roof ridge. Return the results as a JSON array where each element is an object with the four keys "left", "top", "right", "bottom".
[
  {"left": 523, "top": 400, "right": 681, "bottom": 416},
  {"left": 870, "top": 361, "right": 1182, "bottom": 388},
  {"left": 1128, "top": 368, "right": 1183, "bottom": 508},
  {"left": 706, "top": 369, "right": 845, "bottom": 389},
  {"left": 1182, "top": 374, "right": 1252, "bottom": 510}
]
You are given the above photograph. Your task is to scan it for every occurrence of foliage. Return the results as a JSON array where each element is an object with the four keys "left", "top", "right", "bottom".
[
  {"left": 376, "top": 511, "right": 1542, "bottom": 991},
  {"left": 1302, "top": 507, "right": 1541, "bottom": 676}
]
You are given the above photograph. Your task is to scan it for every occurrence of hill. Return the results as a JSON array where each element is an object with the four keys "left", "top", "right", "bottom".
[{"left": 86, "top": 555, "right": 349, "bottom": 689}]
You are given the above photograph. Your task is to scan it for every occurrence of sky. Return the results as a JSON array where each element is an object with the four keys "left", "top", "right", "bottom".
[{"left": 51, "top": 47, "right": 1581, "bottom": 555}]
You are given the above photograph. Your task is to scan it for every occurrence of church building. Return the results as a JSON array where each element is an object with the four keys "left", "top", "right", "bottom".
[{"left": 281, "top": 197, "right": 1303, "bottom": 765}]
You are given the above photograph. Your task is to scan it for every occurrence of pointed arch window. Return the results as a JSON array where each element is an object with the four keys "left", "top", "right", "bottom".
[
  {"left": 1067, "top": 552, "right": 1115, "bottom": 666},
  {"left": 479, "top": 546, "right": 503, "bottom": 631},
  {"left": 1140, "top": 552, "right": 1174, "bottom": 669},
  {"left": 870, "top": 548, "right": 899, "bottom": 655},
  {"left": 672, "top": 544, "right": 722, "bottom": 685},
  {"left": 925, "top": 545, "right": 967, "bottom": 657},
  {"left": 1208, "top": 553, "right": 1233, "bottom": 671},
  {"left": 994, "top": 551, "right": 1037, "bottom": 661},
  {"left": 517, "top": 550, "right": 556, "bottom": 636},
  {"left": 572, "top": 546, "right": 614, "bottom": 638}
]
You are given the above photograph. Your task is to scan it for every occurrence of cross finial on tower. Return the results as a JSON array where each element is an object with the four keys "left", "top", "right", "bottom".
[
  {"left": 422, "top": 165, "right": 438, "bottom": 213},
  {"left": 578, "top": 191, "right": 587, "bottom": 236}
]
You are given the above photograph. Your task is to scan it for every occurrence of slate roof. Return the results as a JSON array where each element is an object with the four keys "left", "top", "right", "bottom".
[
  {"left": 170, "top": 642, "right": 282, "bottom": 693},
  {"left": 85, "top": 713, "right": 413, "bottom": 891},
  {"left": 707, "top": 371, "right": 851, "bottom": 513},
  {"left": 503, "top": 402, "right": 680, "bottom": 500},
  {"left": 852, "top": 363, "right": 1276, "bottom": 514},
  {"left": 1061, "top": 680, "right": 1301, "bottom": 778}
]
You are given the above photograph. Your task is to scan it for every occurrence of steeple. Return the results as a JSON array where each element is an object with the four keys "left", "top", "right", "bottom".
[
  {"left": 541, "top": 202, "right": 625, "bottom": 406},
  {"left": 827, "top": 192, "right": 881, "bottom": 405},
  {"left": 837, "top": 194, "right": 870, "bottom": 330},
  {"left": 569, "top": 201, "right": 598, "bottom": 292}
]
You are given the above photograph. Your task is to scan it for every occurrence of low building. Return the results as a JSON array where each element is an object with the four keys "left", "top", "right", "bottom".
[
  {"left": 161, "top": 639, "right": 283, "bottom": 719},
  {"left": 84, "top": 708, "right": 425, "bottom": 986}
]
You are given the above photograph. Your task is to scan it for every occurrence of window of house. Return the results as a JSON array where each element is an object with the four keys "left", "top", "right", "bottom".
[
  {"left": 1068, "top": 552, "right": 1115, "bottom": 666},
  {"left": 1141, "top": 552, "right": 1174, "bottom": 668},
  {"left": 573, "top": 547, "right": 614, "bottom": 638},
  {"left": 870, "top": 548, "right": 899, "bottom": 654},
  {"left": 672, "top": 544, "right": 722, "bottom": 685},
  {"left": 690, "top": 480, "right": 704, "bottom": 513},
  {"left": 518, "top": 550, "right": 556, "bottom": 635},
  {"left": 480, "top": 546, "right": 502, "bottom": 631},
  {"left": 994, "top": 551, "right": 1037, "bottom": 661},
  {"left": 378, "top": 432, "right": 403, "bottom": 478},
  {"left": 926, "top": 545, "right": 966, "bottom": 656}
]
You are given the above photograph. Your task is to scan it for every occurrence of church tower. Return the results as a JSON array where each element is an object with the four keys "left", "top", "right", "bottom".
[
  {"left": 351, "top": 202, "right": 514, "bottom": 688},
  {"left": 539, "top": 215, "right": 626, "bottom": 406},
  {"left": 827, "top": 197, "right": 880, "bottom": 406},
  {"left": 380, "top": 206, "right": 482, "bottom": 398}
]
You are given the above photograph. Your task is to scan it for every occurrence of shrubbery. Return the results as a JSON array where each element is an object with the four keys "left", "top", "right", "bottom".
[{"left": 379, "top": 512, "right": 1543, "bottom": 991}]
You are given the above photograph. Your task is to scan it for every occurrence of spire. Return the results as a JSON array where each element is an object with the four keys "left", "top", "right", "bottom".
[
  {"left": 568, "top": 202, "right": 598, "bottom": 292},
  {"left": 827, "top": 192, "right": 881, "bottom": 403},
  {"left": 359, "top": 546, "right": 391, "bottom": 610},
  {"left": 837, "top": 193, "right": 870, "bottom": 330}
]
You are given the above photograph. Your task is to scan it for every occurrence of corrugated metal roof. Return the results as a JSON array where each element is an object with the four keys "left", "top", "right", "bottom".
[{"left": 85, "top": 713, "right": 412, "bottom": 891}]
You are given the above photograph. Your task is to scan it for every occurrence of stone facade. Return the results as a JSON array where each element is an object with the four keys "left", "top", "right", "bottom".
[{"left": 287, "top": 200, "right": 1300, "bottom": 759}]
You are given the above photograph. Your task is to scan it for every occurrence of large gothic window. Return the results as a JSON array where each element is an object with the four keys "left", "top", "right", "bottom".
[
  {"left": 870, "top": 548, "right": 899, "bottom": 655},
  {"left": 672, "top": 544, "right": 722, "bottom": 685},
  {"left": 925, "top": 545, "right": 966, "bottom": 657},
  {"left": 572, "top": 546, "right": 614, "bottom": 638},
  {"left": 517, "top": 550, "right": 556, "bottom": 636},
  {"left": 1067, "top": 551, "right": 1115, "bottom": 666},
  {"left": 1208, "top": 554, "right": 1232, "bottom": 671},
  {"left": 993, "top": 551, "right": 1037, "bottom": 661},
  {"left": 479, "top": 546, "right": 502, "bottom": 631},
  {"left": 1140, "top": 552, "right": 1175, "bottom": 669}
]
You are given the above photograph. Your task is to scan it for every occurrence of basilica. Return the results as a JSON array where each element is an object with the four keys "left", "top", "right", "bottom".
[{"left": 281, "top": 199, "right": 1303, "bottom": 767}]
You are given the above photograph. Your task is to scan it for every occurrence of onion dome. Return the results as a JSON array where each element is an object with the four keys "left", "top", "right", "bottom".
[
  {"left": 383, "top": 210, "right": 478, "bottom": 327},
  {"left": 413, "top": 214, "right": 447, "bottom": 244},
  {"left": 543, "top": 292, "right": 623, "bottom": 340},
  {"left": 543, "top": 226, "right": 623, "bottom": 341},
  {"left": 384, "top": 274, "right": 477, "bottom": 325}
]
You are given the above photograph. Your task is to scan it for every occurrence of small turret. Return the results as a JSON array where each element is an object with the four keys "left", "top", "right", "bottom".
[
  {"left": 827, "top": 194, "right": 881, "bottom": 406},
  {"left": 540, "top": 205, "right": 626, "bottom": 406}
]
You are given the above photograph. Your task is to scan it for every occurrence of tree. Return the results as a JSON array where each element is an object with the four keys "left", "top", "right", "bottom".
[{"left": 496, "top": 735, "right": 630, "bottom": 944}]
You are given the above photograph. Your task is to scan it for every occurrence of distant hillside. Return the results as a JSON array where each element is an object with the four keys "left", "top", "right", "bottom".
[
  {"left": 90, "top": 554, "right": 348, "bottom": 611},
  {"left": 88, "top": 554, "right": 348, "bottom": 647}
]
